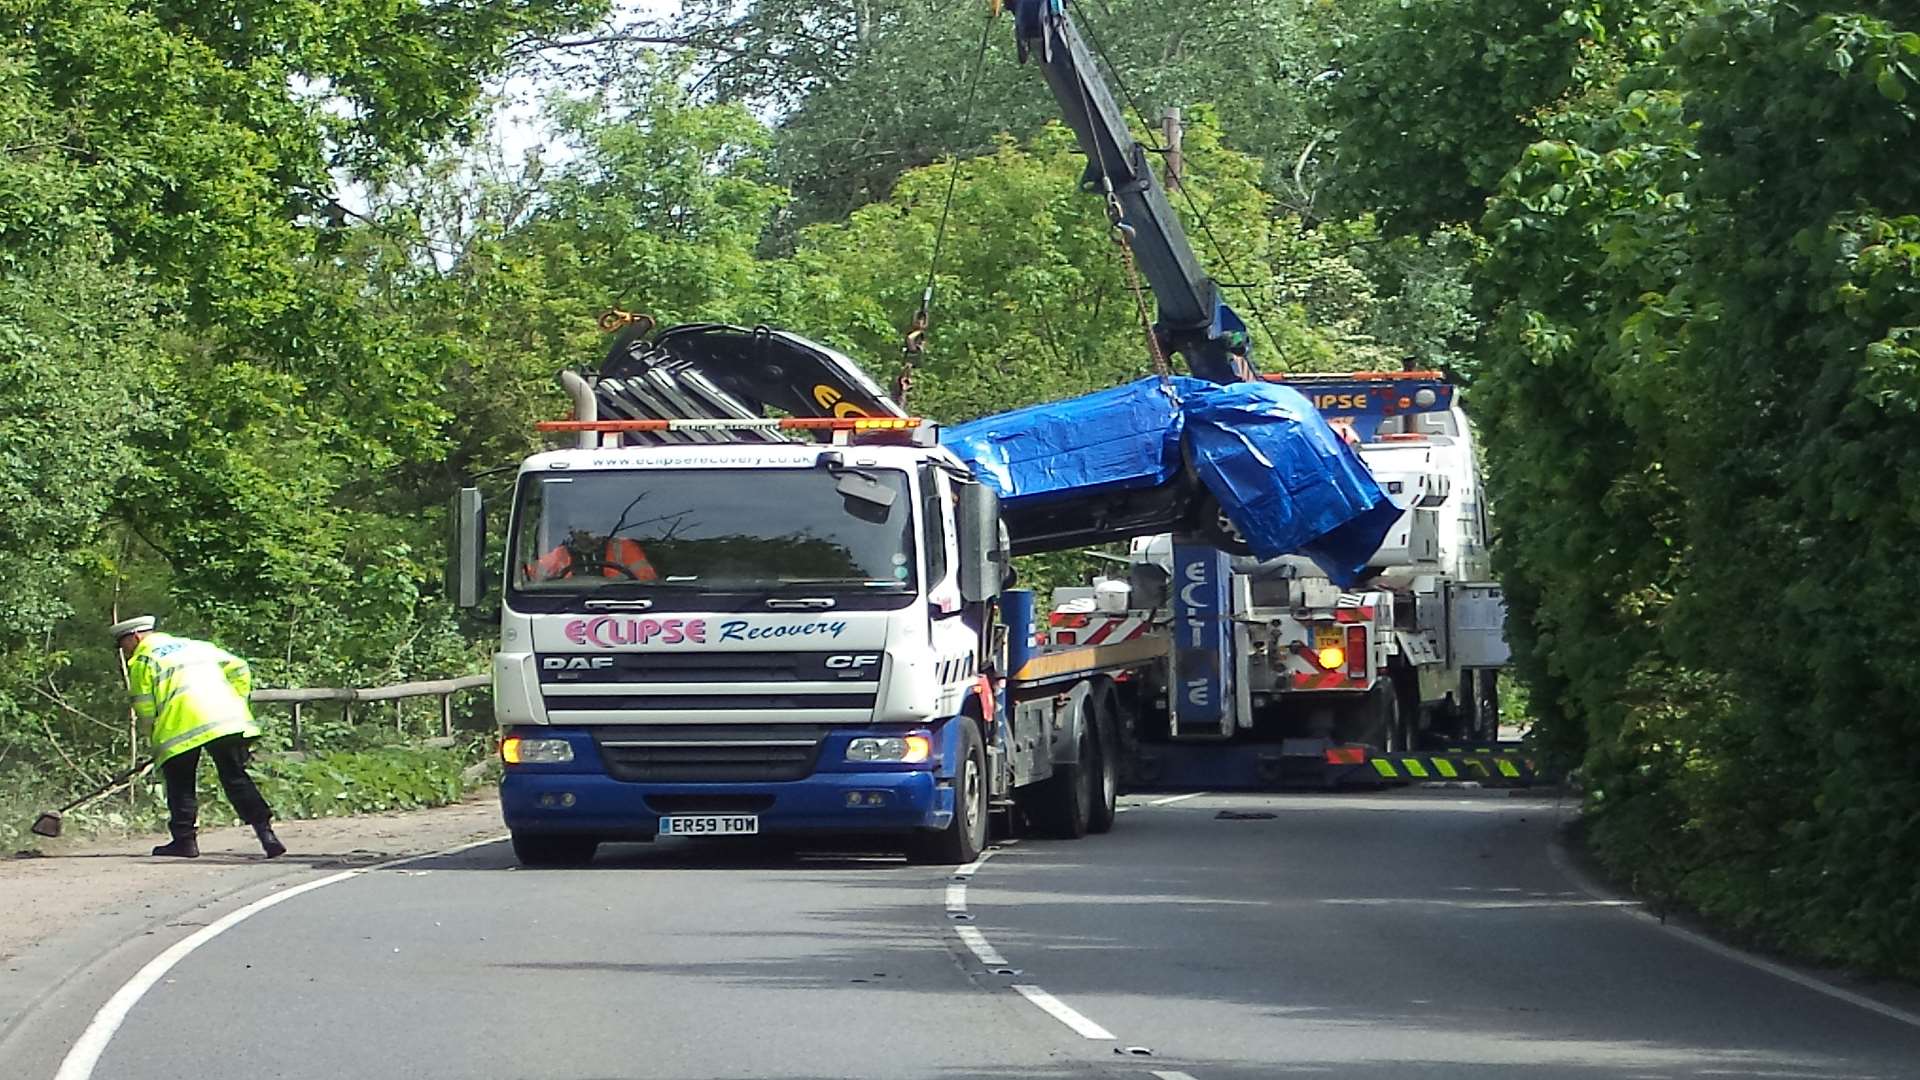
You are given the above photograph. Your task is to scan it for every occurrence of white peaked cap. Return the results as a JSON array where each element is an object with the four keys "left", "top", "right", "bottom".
[{"left": 109, "top": 616, "right": 157, "bottom": 640}]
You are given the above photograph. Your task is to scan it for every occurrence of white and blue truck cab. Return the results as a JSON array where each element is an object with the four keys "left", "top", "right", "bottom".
[{"left": 446, "top": 325, "right": 1152, "bottom": 866}]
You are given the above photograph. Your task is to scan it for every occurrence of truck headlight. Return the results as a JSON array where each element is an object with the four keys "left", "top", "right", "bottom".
[
  {"left": 502, "top": 736, "right": 573, "bottom": 764},
  {"left": 846, "top": 734, "right": 932, "bottom": 764}
]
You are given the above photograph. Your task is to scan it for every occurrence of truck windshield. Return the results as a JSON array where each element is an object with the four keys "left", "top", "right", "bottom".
[{"left": 508, "top": 468, "right": 915, "bottom": 594}]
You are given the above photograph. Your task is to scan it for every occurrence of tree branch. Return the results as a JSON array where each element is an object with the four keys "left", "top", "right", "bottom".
[{"left": 30, "top": 684, "right": 124, "bottom": 735}]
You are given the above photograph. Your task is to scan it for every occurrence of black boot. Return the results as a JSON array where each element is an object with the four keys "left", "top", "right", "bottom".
[
  {"left": 254, "top": 822, "right": 287, "bottom": 859},
  {"left": 152, "top": 833, "right": 199, "bottom": 858}
]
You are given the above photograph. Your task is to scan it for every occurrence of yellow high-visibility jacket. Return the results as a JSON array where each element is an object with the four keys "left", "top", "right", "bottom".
[{"left": 128, "top": 633, "right": 260, "bottom": 765}]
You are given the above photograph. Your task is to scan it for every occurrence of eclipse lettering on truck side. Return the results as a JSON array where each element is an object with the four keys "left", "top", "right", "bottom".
[{"left": 564, "top": 616, "right": 708, "bottom": 647}]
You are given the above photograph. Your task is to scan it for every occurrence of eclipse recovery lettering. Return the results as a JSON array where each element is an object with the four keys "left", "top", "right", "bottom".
[
  {"left": 718, "top": 619, "right": 848, "bottom": 642},
  {"left": 562, "top": 616, "right": 850, "bottom": 647},
  {"left": 564, "top": 616, "right": 706, "bottom": 647}
]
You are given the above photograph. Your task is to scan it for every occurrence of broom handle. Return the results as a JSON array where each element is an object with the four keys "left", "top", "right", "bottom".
[{"left": 56, "top": 758, "right": 153, "bottom": 815}]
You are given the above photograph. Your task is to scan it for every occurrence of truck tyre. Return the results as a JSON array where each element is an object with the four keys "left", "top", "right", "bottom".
[
  {"left": 1474, "top": 670, "right": 1500, "bottom": 744},
  {"left": 909, "top": 716, "right": 988, "bottom": 865},
  {"left": 1337, "top": 681, "right": 1405, "bottom": 752},
  {"left": 1193, "top": 495, "right": 1254, "bottom": 557},
  {"left": 1025, "top": 707, "right": 1096, "bottom": 839},
  {"left": 1087, "top": 705, "right": 1119, "bottom": 835},
  {"left": 511, "top": 833, "right": 598, "bottom": 867},
  {"left": 1389, "top": 669, "right": 1420, "bottom": 753}
]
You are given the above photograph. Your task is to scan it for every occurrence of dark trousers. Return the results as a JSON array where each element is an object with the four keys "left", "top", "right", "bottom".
[{"left": 161, "top": 733, "right": 273, "bottom": 838}]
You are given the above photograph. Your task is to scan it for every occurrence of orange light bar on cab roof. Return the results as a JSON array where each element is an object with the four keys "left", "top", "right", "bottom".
[
  {"left": 1263, "top": 370, "right": 1448, "bottom": 382},
  {"left": 535, "top": 416, "right": 924, "bottom": 433}
]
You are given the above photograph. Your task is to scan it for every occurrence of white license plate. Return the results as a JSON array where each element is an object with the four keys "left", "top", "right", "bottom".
[{"left": 658, "top": 814, "right": 760, "bottom": 837}]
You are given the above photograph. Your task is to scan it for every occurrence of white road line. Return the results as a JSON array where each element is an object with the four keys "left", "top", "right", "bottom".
[
  {"left": 53, "top": 833, "right": 508, "bottom": 1080},
  {"left": 948, "top": 848, "right": 1122, "bottom": 1043},
  {"left": 1012, "top": 984, "right": 1116, "bottom": 1039},
  {"left": 1547, "top": 826, "right": 1920, "bottom": 1033},
  {"left": 956, "top": 926, "right": 1008, "bottom": 967},
  {"left": 953, "top": 847, "right": 999, "bottom": 879},
  {"left": 1147, "top": 792, "right": 1206, "bottom": 807},
  {"left": 1149, "top": 1071, "right": 1201, "bottom": 1080}
]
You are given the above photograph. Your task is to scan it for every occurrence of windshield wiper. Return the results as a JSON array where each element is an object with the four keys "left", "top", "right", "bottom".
[
  {"left": 765, "top": 596, "right": 836, "bottom": 611},
  {"left": 773, "top": 578, "right": 908, "bottom": 589},
  {"left": 584, "top": 598, "right": 653, "bottom": 610}
]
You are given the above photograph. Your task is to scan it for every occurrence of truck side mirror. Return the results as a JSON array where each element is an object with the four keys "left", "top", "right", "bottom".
[
  {"left": 957, "top": 482, "right": 1006, "bottom": 603},
  {"left": 447, "top": 487, "right": 485, "bottom": 608}
]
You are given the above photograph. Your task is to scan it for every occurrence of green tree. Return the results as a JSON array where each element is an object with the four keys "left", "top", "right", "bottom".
[
  {"left": 1330, "top": 0, "right": 1920, "bottom": 975},
  {"left": 665, "top": 0, "right": 1349, "bottom": 225},
  {"left": 757, "top": 114, "right": 1395, "bottom": 425},
  {"left": 0, "top": 0, "right": 606, "bottom": 787}
]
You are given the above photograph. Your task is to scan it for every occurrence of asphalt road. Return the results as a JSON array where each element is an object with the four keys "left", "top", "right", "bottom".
[{"left": 20, "top": 791, "right": 1920, "bottom": 1079}]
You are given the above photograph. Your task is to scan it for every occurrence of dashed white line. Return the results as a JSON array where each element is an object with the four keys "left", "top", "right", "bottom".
[
  {"left": 956, "top": 926, "right": 1008, "bottom": 967},
  {"left": 946, "top": 843, "right": 1143, "bottom": 1050},
  {"left": 1012, "top": 984, "right": 1117, "bottom": 1039},
  {"left": 54, "top": 833, "right": 508, "bottom": 1080},
  {"left": 953, "top": 848, "right": 999, "bottom": 878},
  {"left": 1147, "top": 792, "right": 1206, "bottom": 807},
  {"left": 1149, "top": 1071, "right": 1200, "bottom": 1080}
]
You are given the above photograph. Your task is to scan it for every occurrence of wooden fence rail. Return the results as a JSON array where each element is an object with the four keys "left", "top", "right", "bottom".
[{"left": 251, "top": 674, "right": 489, "bottom": 750}]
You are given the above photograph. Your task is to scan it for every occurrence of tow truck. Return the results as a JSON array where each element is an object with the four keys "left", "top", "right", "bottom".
[
  {"left": 1049, "top": 371, "right": 1523, "bottom": 789},
  {"left": 1004, "top": 0, "right": 1522, "bottom": 788},
  {"left": 446, "top": 324, "right": 1395, "bottom": 865}
]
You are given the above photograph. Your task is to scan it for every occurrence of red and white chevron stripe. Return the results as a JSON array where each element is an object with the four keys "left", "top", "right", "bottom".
[{"left": 1044, "top": 613, "right": 1152, "bottom": 647}]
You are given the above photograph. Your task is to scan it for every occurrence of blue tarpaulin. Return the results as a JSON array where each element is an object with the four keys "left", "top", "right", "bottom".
[
  {"left": 942, "top": 376, "right": 1399, "bottom": 586},
  {"left": 941, "top": 378, "right": 1185, "bottom": 504},
  {"left": 1179, "top": 380, "right": 1400, "bottom": 585}
]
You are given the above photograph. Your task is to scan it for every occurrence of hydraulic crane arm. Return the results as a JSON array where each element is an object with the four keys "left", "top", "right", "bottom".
[{"left": 1011, "top": 0, "right": 1253, "bottom": 384}]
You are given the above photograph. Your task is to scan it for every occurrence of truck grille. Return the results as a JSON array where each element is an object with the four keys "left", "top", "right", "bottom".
[
  {"left": 539, "top": 651, "right": 881, "bottom": 685},
  {"left": 594, "top": 726, "right": 828, "bottom": 783},
  {"left": 539, "top": 650, "right": 882, "bottom": 723}
]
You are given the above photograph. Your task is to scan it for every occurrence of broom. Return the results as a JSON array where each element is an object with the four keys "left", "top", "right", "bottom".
[{"left": 30, "top": 758, "right": 153, "bottom": 838}]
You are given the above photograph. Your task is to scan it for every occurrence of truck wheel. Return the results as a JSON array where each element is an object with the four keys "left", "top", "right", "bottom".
[
  {"left": 1025, "top": 709, "right": 1094, "bottom": 839},
  {"left": 909, "top": 716, "right": 987, "bottom": 865},
  {"left": 1475, "top": 670, "right": 1501, "bottom": 744},
  {"left": 1388, "top": 671, "right": 1420, "bottom": 753},
  {"left": 511, "top": 833, "right": 598, "bottom": 867},
  {"left": 1193, "top": 496, "right": 1254, "bottom": 556},
  {"left": 1087, "top": 708, "right": 1119, "bottom": 835},
  {"left": 1336, "top": 682, "right": 1400, "bottom": 752}
]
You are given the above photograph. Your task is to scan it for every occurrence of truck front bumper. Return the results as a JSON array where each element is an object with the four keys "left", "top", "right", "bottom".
[{"left": 501, "top": 768, "right": 953, "bottom": 839}]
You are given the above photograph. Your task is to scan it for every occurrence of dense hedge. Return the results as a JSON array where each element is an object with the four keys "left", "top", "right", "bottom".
[{"left": 1333, "top": 0, "right": 1919, "bottom": 975}]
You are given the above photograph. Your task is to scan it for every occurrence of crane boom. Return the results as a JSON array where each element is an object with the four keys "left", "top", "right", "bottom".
[{"left": 1011, "top": 0, "right": 1253, "bottom": 383}]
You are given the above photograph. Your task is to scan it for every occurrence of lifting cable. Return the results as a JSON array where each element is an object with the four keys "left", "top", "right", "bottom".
[
  {"left": 1065, "top": 0, "right": 1290, "bottom": 367},
  {"left": 1049, "top": 9, "right": 1173, "bottom": 394},
  {"left": 900, "top": 9, "right": 1000, "bottom": 409}
]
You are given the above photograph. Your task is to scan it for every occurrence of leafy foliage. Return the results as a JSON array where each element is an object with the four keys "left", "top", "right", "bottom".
[
  {"left": 1331, "top": 0, "right": 1920, "bottom": 975},
  {"left": 2, "top": 4, "right": 1474, "bottom": 863},
  {"left": 669, "top": 0, "right": 1350, "bottom": 224},
  {"left": 0, "top": 0, "right": 603, "bottom": 795}
]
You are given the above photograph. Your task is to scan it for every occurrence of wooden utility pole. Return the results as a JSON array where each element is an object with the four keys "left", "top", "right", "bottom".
[{"left": 1162, "top": 107, "right": 1185, "bottom": 192}]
